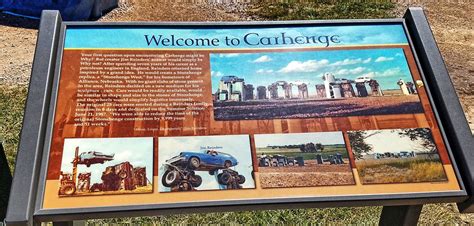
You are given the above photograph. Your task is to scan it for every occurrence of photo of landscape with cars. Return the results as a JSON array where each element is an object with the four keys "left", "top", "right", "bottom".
[
  {"left": 58, "top": 137, "right": 153, "bottom": 196},
  {"left": 158, "top": 135, "right": 255, "bottom": 192},
  {"left": 211, "top": 48, "right": 423, "bottom": 121},
  {"left": 348, "top": 128, "right": 448, "bottom": 184},
  {"left": 255, "top": 132, "right": 355, "bottom": 188}
]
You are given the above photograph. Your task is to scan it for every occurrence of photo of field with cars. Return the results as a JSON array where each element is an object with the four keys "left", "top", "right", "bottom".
[
  {"left": 255, "top": 132, "right": 354, "bottom": 188},
  {"left": 348, "top": 128, "right": 447, "bottom": 184}
]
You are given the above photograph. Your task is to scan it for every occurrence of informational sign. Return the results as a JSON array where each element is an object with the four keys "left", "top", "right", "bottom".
[
  {"left": 7, "top": 9, "right": 474, "bottom": 225},
  {"left": 39, "top": 22, "right": 462, "bottom": 210}
]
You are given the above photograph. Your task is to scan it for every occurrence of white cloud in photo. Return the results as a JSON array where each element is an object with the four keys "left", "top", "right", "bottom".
[
  {"left": 359, "top": 68, "right": 403, "bottom": 79},
  {"left": 360, "top": 71, "right": 376, "bottom": 78},
  {"left": 331, "top": 58, "right": 359, "bottom": 66},
  {"left": 378, "top": 67, "right": 403, "bottom": 77},
  {"left": 334, "top": 69, "right": 349, "bottom": 76},
  {"left": 395, "top": 53, "right": 404, "bottom": 57},
  {"left": 351, "top": 67, "right": 366, "bottom": 74},
  {"left": 219, "top": 53, "right": 240, "bottom": 58},
  {"left": 331, "top": 58, "right": 371, "bottom": 66},
  {"left": 211, "top": 71, "right": 223, "bottom": 77},
  {"left": 335, "top": 67, "right": 366, "bottom": 76},
  {"left": 278, "top": 59, "right": 329, "bottom": 73},
  {"left": 253, "top": 55, "right": 272, "bottom": 63},
  {"left": 375, "top": 56, "right": 394, "bottom": 62},
  {"left": 256, "top": 69, "right": 274, "bottom": 74}
]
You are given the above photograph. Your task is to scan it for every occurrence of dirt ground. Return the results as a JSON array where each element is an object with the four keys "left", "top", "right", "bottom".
[
  {"left": 393, "top": 1, "right": 474, "bottom": 132},
  {"left": 214, "top": 95, "right": 423, "bottom": 120},
  {"left": 259, "top": 160, "right": 354, "bottom": 188},
  {"left": 0, "top": 0, "right": 472, "bottom": 223}
]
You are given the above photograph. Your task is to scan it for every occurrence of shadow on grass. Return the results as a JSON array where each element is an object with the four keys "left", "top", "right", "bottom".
[
  {"left": 0, "top": 85, "right": 28, "bottom": 172},
  {"left": 0, "top": 12, "right": 39, "bottom": 29}
]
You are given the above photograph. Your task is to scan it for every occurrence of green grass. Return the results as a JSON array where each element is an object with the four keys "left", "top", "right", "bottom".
[
  {"left": 89, "top": 207, "right": 383, "bottom": 225},
  {"left": 357, "top": 157, "right": 447, "bottom": 184},
  {"left": 253, "top": 0, "right": 396, "bottom": 20},
  {"left": 5, "top": 1, "right": 471, "bottom": 225},
  {"left": 0, "top": 85, "right": 28, "bottom": 172}
]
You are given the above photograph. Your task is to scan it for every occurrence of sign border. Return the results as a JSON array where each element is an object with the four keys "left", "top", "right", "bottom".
[{"left": 6, "top": 8, "right": 474, "bottom": 225}]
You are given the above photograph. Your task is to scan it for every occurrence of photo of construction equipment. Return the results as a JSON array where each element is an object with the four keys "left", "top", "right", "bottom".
[
  {"left": 158, "top": 135, "right": 255, "bottom": 192},
  {"left": 58, "top": 137, "right": 153, "bottom": 196},
  {"left": 255, "top": 132, "right": 355, "bottom": 188},
  {"left": 348, "top": 128, "right": 447, "bottom": 184},
  {"left": 211, "top": 48, "right": 423, "bottom": 120}
]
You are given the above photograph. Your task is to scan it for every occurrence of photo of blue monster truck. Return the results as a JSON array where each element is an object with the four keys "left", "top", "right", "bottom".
[{"left": 162, "top": 150, "right": 245, "bottom": 191}]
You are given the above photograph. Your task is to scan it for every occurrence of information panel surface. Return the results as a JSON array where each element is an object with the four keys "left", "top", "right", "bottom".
[{"left": 40, "top": 22, "right": 463, "bottom": 210}]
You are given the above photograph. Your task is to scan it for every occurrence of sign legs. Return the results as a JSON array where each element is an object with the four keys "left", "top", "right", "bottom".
[
  {"left": 0, "top": 143, "right": 12, "bottom": 221},
  {"left": 379, "top": 205, "right": 423, "bottom": 226},
  {"left": 52, "top": 221, "right": 85, "bottom": 226}
]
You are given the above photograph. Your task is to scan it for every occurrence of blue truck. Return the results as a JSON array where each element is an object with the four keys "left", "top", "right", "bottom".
[{"left": 162, "top": 150, "right": 244, "bottom": 190}]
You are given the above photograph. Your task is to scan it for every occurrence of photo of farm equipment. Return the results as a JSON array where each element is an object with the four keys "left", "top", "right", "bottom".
[{"left": 58, "top": 146, "right": 151, "bottom": 196}]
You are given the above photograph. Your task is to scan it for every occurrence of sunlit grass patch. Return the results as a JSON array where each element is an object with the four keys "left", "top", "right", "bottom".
[
  {"left": 0, "top": 85, "right": 28, "bottom": 172},
  {"left": 357, "top": 158, "right": 447, "bottom": 184},
  {"left": 252, "top": 0, "right": 396, "bottom": 20}
]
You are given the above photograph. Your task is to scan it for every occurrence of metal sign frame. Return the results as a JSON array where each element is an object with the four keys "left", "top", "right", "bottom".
[{"left": 5, "top": 7, "right": 474, "bottom": 225}]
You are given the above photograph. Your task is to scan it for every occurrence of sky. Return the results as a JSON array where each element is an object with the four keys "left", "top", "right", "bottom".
[
  {"left": 158, "top": 135, "right": 255, "bottom": 192},
  {"left": 60, "top": 137, "right": 153, "bottom": 185},
  {"left": 64, "top": 24, "right": 407, "bottom": 49},
  {"left": 360, "top": 129, "right": 435, "bottom": 154},
  {"left": 254, "top": 132, "right": 345, "bottom": 149},
  {"left": 210, "top": 48, "right": 414, "bottom": 94}
]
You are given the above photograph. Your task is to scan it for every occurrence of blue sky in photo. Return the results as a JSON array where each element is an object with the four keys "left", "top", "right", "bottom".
[
  {"left": 64, "top": 24, "right": 407, "bottom": 49},
  {"left": 210, "top": 48, "right": 414, "bottom": 93}
]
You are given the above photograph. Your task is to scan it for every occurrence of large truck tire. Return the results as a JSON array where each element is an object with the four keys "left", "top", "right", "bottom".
[
  {"left": 217, "top": 172, "right": 231, "bottom": 185},
  {"left": 188, "top": 157, "right": 200, "bottom": 170},
  {"left": 238, "top": 175, "right": 246, "bottom": 184},
  {"left": 190, "top": 175, "right": 202, "bottom": 187},
  {"left": 162, "top": 170, "right": 180, "bottom": 187}
]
